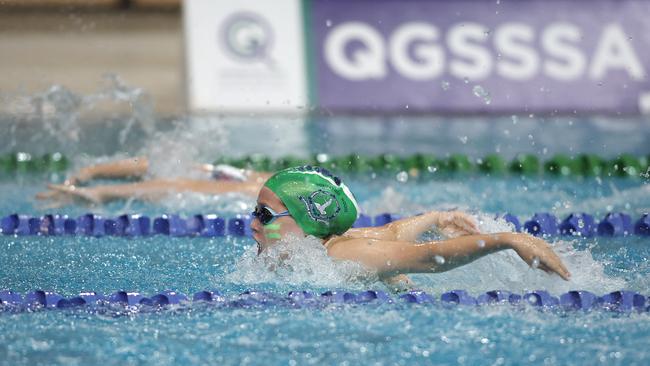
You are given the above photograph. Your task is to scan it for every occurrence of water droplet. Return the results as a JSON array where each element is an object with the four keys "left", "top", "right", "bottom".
[
  {"left": 531, "top": 257, "right": 540, "bottom": 268},
  {"left": 477, "top": 240, "right": 486, "bottom": 248},
  {"left": 441, "top": 81, "right": 450, "bottom": 90},
  {"left": 325, "top": 19, "right": 332, "bottom": 27},
  {"left": 434, "top": 255, "right": 446, "bottom": 265},
  {"left": 16, "top": 152, "right": 31, "bottom": 162},
  {"left": 316, "top": 153, "right": 329, "bottom": 163},
  {"left": 510, "top": 115, "right": 518, "bottom": 124},
  {"left": 396, "top": 171, "right": 409, "bottom": 183},
  {"left": 472, "top": 85, "right": 491, "bottom": 104}
]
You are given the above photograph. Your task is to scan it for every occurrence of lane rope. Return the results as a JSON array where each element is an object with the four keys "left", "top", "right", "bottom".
[
  {"left": 1, "top": 212, "right": 648, "bottom": 237},
  {"left": 2, "top": 152, "right": 649, "bottom": 178},
  {"left": 0, "top": 289, "right": 647, "bottom": 313}
]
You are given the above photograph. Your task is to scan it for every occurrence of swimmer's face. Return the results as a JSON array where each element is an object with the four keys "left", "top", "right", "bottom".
[{"left": 251, "top": 186, "right": 304, "bottom": 254}]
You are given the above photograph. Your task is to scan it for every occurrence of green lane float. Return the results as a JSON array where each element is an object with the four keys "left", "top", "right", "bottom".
[
  {"left": 0, "top": 152, "right": 68, "bottom": 174},
  {"left": 1, "top": 152, "right": 647, "bottom": 178}
]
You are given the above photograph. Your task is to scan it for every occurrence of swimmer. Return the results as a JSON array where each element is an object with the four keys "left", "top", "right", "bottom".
[
  {"left": 36, "top": 156, "right": 271, "bottom": 207},
  {"left": 252, "top": 166, "right": 571, "bottom": 291}
]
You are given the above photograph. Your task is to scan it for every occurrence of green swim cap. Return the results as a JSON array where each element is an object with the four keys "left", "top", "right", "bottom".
[{"left": 264, "top": 166, "right": 359, "bottom": 238}]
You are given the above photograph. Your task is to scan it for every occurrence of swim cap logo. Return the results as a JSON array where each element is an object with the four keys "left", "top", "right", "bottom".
[
  {"left": 220, "top": 12, "right": 273, "bottom": 61},
  {"left": 300, "top": 190, "right": 341, "bottom": 223}
]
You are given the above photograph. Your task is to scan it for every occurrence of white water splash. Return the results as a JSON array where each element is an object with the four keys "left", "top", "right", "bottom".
[
  {"left": 1, "top": 74, "right": 158, "bottom": 156},
  {"left": 224, "top": 235, "right": 376, "bottom": 289},
  {"left": 141, "top": 117, "right": 228, "bottom": 179},
  {"left": 412, "top": 214, "right": 626, "bottom": 295}
]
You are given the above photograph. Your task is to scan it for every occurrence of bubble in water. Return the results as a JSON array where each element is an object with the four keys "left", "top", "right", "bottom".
[
  {"left": 396, "top": 171, "right": 409, "bottom": 183},
  {"left": 326, "top": 19, "right": 332, "bottom": 27},
  {"left": 472, "top": 85, "right": 491, "bottom": 104},
  {"left": 441, "top": 81, "right": 450, "bottom": 90},
  {"left": 477, "top": 240, "right": 486, "bottom": 248},
  {"left": 459, "top": 136, "right": 468, "bottom": 144},
  {"left": 434, "top": 255, "right": 446, "bottom": 265}
]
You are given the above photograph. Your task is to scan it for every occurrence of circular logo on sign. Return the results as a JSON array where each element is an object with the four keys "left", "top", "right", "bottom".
[
  {"left": 300, "top": 190, "right": 341, "bottom": 223},
  {"left": 220, "top": 12, "right": 273, "bottom": 61}
]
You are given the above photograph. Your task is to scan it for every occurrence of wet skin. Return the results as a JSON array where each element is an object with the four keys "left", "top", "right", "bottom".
[{"left": 251, "top": 187, "right": 306, "bottom": 254}]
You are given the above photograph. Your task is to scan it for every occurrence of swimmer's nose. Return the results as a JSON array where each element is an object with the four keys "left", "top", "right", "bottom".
[{"left": 250, "top": 218, "right": 262, "bottom": 233}]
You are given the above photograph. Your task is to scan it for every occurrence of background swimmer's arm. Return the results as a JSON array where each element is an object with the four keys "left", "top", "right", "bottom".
[
  {"left": 66, "top": 157, "right": 149, "bottom": 185},
  {"left": 198, "top": 163, "right": 271, "bottom": 183},
  {"left": 38, "top": 178, "right": 262, "bottom": 205},
  {"left": 327, "top": 233, "right": 570, "bottom": 280},
  {"left": 348, "top": 211, "right": 479, "bottom": 241}
]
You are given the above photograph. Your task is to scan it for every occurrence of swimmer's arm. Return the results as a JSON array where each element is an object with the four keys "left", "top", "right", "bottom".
[
  {"left": 67, "top": 157, "right": 149, "bottom": 185},
  {"left": 349, "top": 211, "right": 479, "bottom": 241},
  {"left": 198, "top": 163, "right": 271, "bottom": 183},
  {"left": 41, "top": 178, "right": 261, "bottom": 204},
  {"left": 387, "top": 211, "right": 480, "bottom": 241},
  {"left": 327, "top": 233, "right": 571, "bottom": 280}
]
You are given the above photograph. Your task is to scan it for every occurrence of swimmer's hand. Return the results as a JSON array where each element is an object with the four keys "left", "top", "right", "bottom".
[
  {"left": 436, "top": 211, "right": 481, "bottom": 238},
  {"left": 63, "top": 167, "right": 95, "bottom": 186},
  {"left": 36, "top": 184, "right": 103, "bottom": 206},
  {"left": 507, "top": 233, "right": 571, "bottom": 281},
  {"left": 200, "top": 164, "right": 248, "bottom": 182}
]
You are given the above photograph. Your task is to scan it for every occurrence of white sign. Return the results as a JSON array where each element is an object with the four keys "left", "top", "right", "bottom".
[{"left": 183, "top": 0, "right": 307, "bottom": 113}]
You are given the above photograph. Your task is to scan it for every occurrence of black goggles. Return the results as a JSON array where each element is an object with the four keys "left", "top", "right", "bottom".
[{"left": 251, "top": 205, "right": 291, "bottom": 225}]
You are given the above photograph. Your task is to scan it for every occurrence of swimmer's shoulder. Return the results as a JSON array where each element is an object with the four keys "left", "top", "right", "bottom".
[{"left": 324, "top": 231, "right": 375, "bottom": 257}]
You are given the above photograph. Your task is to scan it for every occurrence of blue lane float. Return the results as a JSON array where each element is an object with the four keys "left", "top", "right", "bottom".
[
  {"left": 524, "top": 213, "right": 559, "bottom": 236},
  {"left": 598, "top": 212, "right": 633, "bottom": 236},
  {"left": 1, "top": 212, "right": 649, "bottom": 237},
  {"left": 559, "top": 213, "right": 596, "bottom": 237},
  {"left": 498, "top": 213, "right": 521, "bottom": 232},
  {"left": 476, "top": 290, "right": 521, "bottom": 305},
  {"left": 2, "top": 289, "right": 648, "bottom": 313},
  {"left": 635, "top": 214, "right": 650, "bottom": 236}
]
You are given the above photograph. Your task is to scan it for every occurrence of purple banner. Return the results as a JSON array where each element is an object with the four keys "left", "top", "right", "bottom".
[{"left": 310, "top": 0, "right": 650, "bottom": 114}]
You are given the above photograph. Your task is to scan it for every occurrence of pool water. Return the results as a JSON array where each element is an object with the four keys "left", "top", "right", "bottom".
[{"left": 1, "top": 85, "right": 650, "bottom": 365}]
